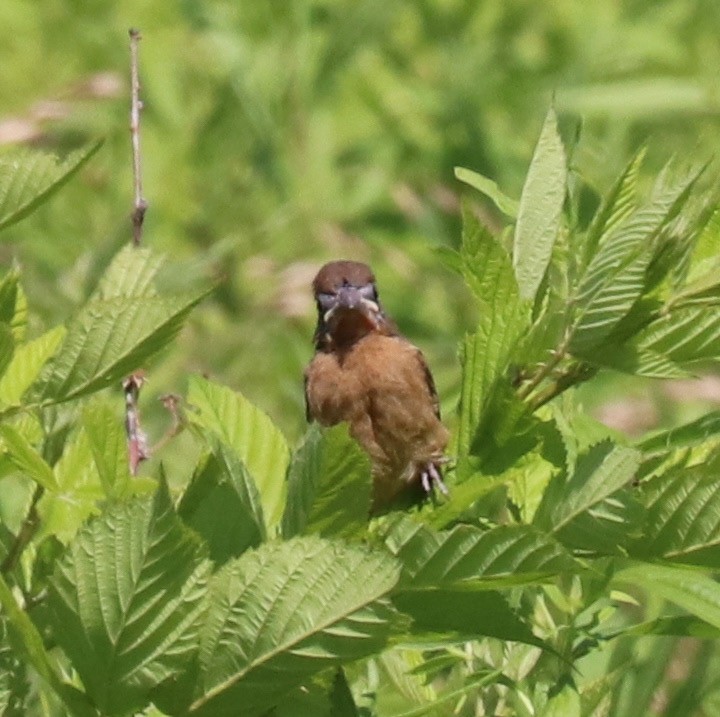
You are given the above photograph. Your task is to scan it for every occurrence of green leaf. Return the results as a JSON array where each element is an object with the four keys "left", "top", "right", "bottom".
[
  {"left": 615, "top": 563, "right": 720, "bottom": 631},
  {"left": 456, "top": 211, "right": 529, "bottom": 478},
  {"left": 570, "top": 167, "right": 704, "bottom": 353},
  {"left": 583, "top": 147, "right": 646, "bottom": 270},
  {"left": 454, "top": 166, "right": 519, "bottom": 217},
  {"left": 635, "top": 304, "right": 720, "bottom": 364},
  {"left": 179, "top": 440, "right": 266, "bottom": 563},
  {"left": 282, "top": 423, "right": 371, "bottom": 540},
  {"left": 393, "top": 589, "right": 544, "bottom": 648},
  {"left": 37, "top": 426, "right": 103, "bottom": 543},
  {"left": 638, "top": 410, "right": 720, "bottom": 455},
  {"left": 31, "top": 290, "right": 207, "bottom": 405},
  {"left": 0, "top": 325, "right": 65, "bottom": 406},
  {"left": 513, "top": 107, "right": 567, "bottom": 301},
  {"left": 0, "top": 323, "right": 14, "bottom": 383},
  {"left": 329, "top": 668, "right": 360, "bottom": 717},
  {"left": 381, "top": 516, "right": 577, "bottom": 589},
  {"left": 93, "top": 245, "right": 165, "bottom": 300},
  {"left": 0, "top": 424, "right": 56, "bottom": 491},
  {"left": 633, "top": 463, "right": 720, "bottom": 565},
  {"left": 187, "top": 376, "right": 289, "bottom": 536},
  {"left": 48, "top": 482, "right": 211, "bottom": 715},
  {"left": 0, "top": 617, "right": 28, "bottom": 716},
  {"left": 534, "top": 441, "right": 642, "bottom": 554},
  {"left": 0, "top": 573, "right": 97, "bottom": 717},
  {"left": 0, "top": 141, "right": 103, "bottom": 232},
  {"left": 188, "top": 537, "right": 399, "bottom": 716},
  {"left": 81, "top": 400, "right": 132, "bottom": 498}
]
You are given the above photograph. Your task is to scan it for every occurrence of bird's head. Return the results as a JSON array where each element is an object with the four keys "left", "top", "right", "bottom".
[{"left": 312, "top": 260, "right": 393, "bottom": 349}]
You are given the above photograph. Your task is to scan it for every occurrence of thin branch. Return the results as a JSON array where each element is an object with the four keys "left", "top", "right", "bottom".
[
  {"left": 150, "top": 394, "right": 185, "bottom": 453},
  {"left": 129, "top": 27, "right": 148, "bottom": 246},
  {"left": 1, "top": 484, "right": 43, "bottom": 575},
  {"left": 123, "top": 371, "right": 150, "bottom": 475}
]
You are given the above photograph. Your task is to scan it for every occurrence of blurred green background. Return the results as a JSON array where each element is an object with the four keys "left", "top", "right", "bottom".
[{"left": 2, "top": 0, "right": 720, "bottom": 443}]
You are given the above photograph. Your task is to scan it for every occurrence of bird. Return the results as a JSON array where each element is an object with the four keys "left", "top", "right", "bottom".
[{"left": 304, "top": 260, "right": 450, "bottom": 512}]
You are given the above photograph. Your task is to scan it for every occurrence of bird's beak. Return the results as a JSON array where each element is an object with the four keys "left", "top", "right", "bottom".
[{"left": 324, "top": 286, "right": 380, "bottom": 326}]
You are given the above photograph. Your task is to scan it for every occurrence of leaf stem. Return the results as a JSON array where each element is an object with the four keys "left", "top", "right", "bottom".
[{"left": 1, "top": 484, "right": 44, "bottom": 575}]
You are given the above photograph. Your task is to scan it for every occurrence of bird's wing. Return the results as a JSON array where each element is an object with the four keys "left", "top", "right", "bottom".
[
  {"left": 303, "top": 371, "right": 313, "bottom": 423},
  {"left": 415, "top": 349, "right": 441, "bottom": 419}
]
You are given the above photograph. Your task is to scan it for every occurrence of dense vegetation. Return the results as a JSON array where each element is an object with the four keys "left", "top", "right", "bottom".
[{"left": 2, "top": 1, "right": 720, "bottom": 715}]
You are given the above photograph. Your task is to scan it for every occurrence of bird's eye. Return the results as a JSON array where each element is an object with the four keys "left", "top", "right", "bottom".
[
  {"left": 317, "top": 292, "right": 335, "bottom": 311},
  {"left": 359, "top": 284, "right": 377, "bottom": 302}
]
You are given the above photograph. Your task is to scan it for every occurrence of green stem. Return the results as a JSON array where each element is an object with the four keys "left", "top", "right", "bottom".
[{"left": 1, "top": 484, "right": 44, "bottom": 575}]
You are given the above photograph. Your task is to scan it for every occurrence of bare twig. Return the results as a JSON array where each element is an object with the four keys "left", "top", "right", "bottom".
[
  {"left": 151, "top": 394, "right": 186, "bottom": 453},
  {"left": 123, "top": 371, "right": 150, "bottom": 475},
  {"left": 129, "top": 28, "right": 147, "bottom": 246}
]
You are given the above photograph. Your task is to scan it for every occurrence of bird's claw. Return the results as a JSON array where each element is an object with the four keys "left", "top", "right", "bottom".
[{"left": 420, "top": 461, "right": 449, "bottom": 497}]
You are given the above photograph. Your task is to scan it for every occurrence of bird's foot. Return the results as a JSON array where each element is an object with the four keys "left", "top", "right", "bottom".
[{"left": 419, "top": 461, "right": 449, "bottom": 497}]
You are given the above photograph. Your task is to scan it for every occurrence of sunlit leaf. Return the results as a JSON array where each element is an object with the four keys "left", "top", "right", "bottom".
[
  {"left": 456, "top": 210, "right": 529, "bottom": 478},
  {"left": 48, "top": 482, "right": 211, "bottom": 715},
  {"left": 187, "top": 376, "right": 289, "bottom": 537},
  {"left": 381, "top": 515, "right": 577, "bottom": 589},
  {"left": 0, "top": 325, "right": 65, "bottom": 406},
  {"left": 282, "top": 423, "right": 371, "bottom": 540},
  {"left": 0, "top": 423, "right": 56, "bottom": 491},
  {"left": 454, "top": 166, "right": 519, "bottom": 217},
  {"left": 0, "top": 141, "right": 103, "bottom": 232},
  {"left": 633, "top": 462, "right": 720, "bottom": 565},
  {"left": 513, "top": 107, "right": 566, "bottom": 301},
  {"left": 615, "top": 563, "right": 720, "bottom": 631},
  {"left": 534, "top": 441, "right": 642, "bottom": 554},
  {"left": 188, "top": 537, "right": 399, "bottom": 716}
]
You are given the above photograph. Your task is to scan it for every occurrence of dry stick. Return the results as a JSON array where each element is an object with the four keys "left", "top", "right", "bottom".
[
  {"left": 123, "top": 372, "right": 150, "bottom": 475},
  {"left": 129, "top": 28, "right": 147, "bottom": 246}
]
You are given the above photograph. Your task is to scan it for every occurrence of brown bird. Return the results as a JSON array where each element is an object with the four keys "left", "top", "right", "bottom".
[{"left": 304, "top": 260, "right": 450, "bottom": 512}]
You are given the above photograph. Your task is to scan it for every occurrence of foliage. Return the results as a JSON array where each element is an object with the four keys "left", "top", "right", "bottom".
[{"left": 1, "top": 99, "right": 720, "bottom": 715}]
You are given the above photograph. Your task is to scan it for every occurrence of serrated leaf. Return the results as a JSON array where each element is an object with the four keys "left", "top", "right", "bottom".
[
  {"left": 0, "top": 141, "right": 103, "bottom": 232},
  {"left": 179, "top": 440, "right": 266, "bottom": 563},
  {"left": 570, "top": 167, "right": 705, "bottom": 353},
  {"left": 583, "top": 147, "right": 646, "bottom": 269},
  {"left": 48, "top": 482, "right": 211, "bottom": 715},
  {"left": 37, "top": 426, "right": 103, "bottom": 543},
  {"left": 81, "top": 400, "right": 132, "bottom": 498},
  {"left": 456, "top": 211, "right": 529, "bottom": 478},
  {"left": 635, "top": 304, "right": 720, "bottom": 363},
  {"left": 187, "top": 376, "right": 289, "bottom": 536},
  {"left": 381, "top": 516, "right": 577, "bottom": 589},
  {"left": 282, "top": 423, "right": 371, "bottom": 540},
  {"left": 454, "top": 166, "right": 519, "bottom": 217},
  {"left": 0, "top": 574, "right": 97, "bottom": 717},
  {"left": 633, "top": 463, "right": 720, "bottom": 565},
  {"left": 393, "top": 589, "right": 544, "bottom": 648},
  {"left": 0, "top": 424, "right": 56, "bottom": 491},
  {"left": 534, "top": 442, "right": 642, "bottom": 554},
  {"left": 513, "top": 107, "right": 566, "bottom": 301},
  {"left": 583, "top": 342, "right": 689, "bottom": 379},
  {"left": 31, "top": 290, "right": 207, "bottom": 404},
  {"left": 188, "top": 537, "right": 399, "bottom": 717},
  {"left": 615, "top": 563, "right": 720, "bottom": 631},
  {"left": 639, "top": 410, "right": 720, "bottom": 455},
  {"left": 0, "top": 325, "right": 65, "bottom": 406},
  {"left": 93, "top": 245, "right": 165, "bottom": 300}
]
